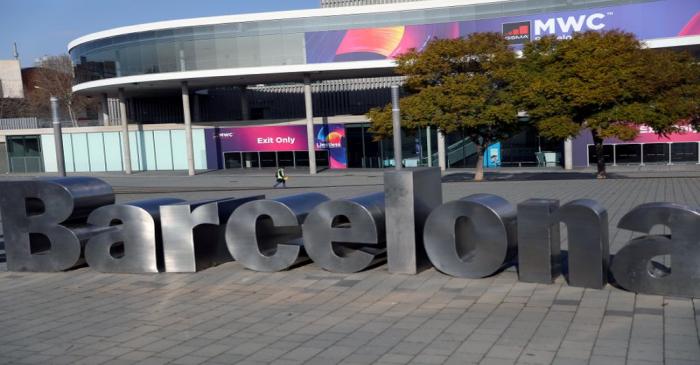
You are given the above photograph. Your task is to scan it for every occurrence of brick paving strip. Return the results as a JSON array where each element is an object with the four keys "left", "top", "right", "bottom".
[{"left": 1, "top": 171, "right": 700, "bottom": 365}]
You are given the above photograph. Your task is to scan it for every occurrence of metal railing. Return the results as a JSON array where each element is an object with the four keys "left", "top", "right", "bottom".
[
  {"left": 0, "top": 117, "right": 38, "bottom": 130},
  {"left": 422, "top": 137, "right": 477, "bottom": 167},
  {"left": 0, "top": 118, "right": 106, "bottom": 130}
]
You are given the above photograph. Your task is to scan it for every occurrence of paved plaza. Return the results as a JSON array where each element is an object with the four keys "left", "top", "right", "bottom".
[{"left": 1, "top": 168, "right": 700, "bottom": 365}]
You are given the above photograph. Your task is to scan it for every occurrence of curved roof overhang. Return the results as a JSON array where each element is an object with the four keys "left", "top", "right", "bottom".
[{"left": 72, "top": 60, "right": 397, "bottom": 96}]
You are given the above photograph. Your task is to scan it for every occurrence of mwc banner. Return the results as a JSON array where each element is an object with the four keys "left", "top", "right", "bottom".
[
  {"left": 305, "top": 0, "right": 700, "bottom": 63},
  {"left": 205, "top": 125, "right": 347, "bottom": 169}
]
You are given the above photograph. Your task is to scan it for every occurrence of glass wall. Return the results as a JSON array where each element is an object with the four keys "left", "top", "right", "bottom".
[
  {"left": 71, "top": 0, "right": 636, "bottom": 83},
  {"left": 7, "top": 135, "right": 44, "bottom": 173},
  {"left": 588, "top": 143, "right": 700, "bottom": 166},
  {"left": 223, "top": 151, "right": 330, "bottom": 169}
]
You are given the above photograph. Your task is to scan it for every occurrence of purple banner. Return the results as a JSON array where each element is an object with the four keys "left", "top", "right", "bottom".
[
  {"left": 305, "top": 0, "right": 700, "bottom": 63},
  {"left": 205, "top": 125, "right": 347, "bottom": 169}
]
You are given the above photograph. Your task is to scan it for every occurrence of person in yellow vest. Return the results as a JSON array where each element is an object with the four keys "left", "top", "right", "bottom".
[{"left": 273, "top": 167, "right": 287, "bottom": 188}]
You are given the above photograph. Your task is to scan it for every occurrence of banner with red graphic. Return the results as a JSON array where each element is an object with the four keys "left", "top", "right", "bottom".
[
  {"left": 305, "top": 0, "right": 700, "bottom": 63},
  {"left": 205, "top": 125, "right": 347, "bottom": 169}
]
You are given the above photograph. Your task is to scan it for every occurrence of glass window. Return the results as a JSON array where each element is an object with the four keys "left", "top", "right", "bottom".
[
  {"left": 24, "top": 137, "right": 40, "bottom": 156},
  {"left": 71, "top": 0, "right": 634, "bottom": 83},
  {"left": 315, "top": 151, "right": 329, "bottom": 168},
  {"left": 670, "top": 142, "right": 698, "bottom": 163},
  {"left": 642, "top": 143, "right": 669, "bottom": 164},
  {"left": 278, "top": 151, "right": 294, "bottom": 167},
  {"left": 615, "top": 144, "right": 641, "bottom": 165},
  {"left": 260, "top": 152, "right": 277, "bottom": 167},
  {"left": 7, "top": 136, "right": 24, "bottom": 156},
  {"left": 294, "top": 151, "right": 309, "bottom": 167},
  {"left": 242, "top": 152, "right": 260, "bottom": 168},
  {"left": 587, "top": 144, "right": 614, "bottom": 165},
  {"left": 224, "top": 152, "right": 242, "bottom": 168}
]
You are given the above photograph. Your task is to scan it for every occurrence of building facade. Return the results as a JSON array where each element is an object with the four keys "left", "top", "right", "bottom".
[{"left": 9, "top": 0, "right": 700, "bottom": 174}]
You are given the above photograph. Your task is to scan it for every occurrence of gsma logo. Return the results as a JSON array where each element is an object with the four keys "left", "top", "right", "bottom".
[{"left": 503, "top": 21, "right": 531, "bottom": 44}]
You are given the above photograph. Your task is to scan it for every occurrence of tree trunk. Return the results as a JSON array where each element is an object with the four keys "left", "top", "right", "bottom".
[
  {"left": 591, "top": 130, "right": 607, "bottom": 179},
  {"left": 474, "top": 144, "right": 485, "bottom": 181},
  {"left": 67, "top": 102, "right": 77, "bottom": 127}
]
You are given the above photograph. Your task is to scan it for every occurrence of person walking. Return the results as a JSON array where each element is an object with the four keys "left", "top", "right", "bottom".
[{"left": 273, "top": 167, "right": 287, "bottom": 188}]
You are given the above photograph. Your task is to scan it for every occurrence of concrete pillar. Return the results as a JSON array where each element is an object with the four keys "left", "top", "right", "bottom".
[
  {"left": 240, "top": 86, "right": 250, "bottom": 121},
  {"left": 564, "top": 138, "right": 573, "bottom": 170},
  {"left": 101, "top": 93, "right": 110, "bottom": 126},
  {"left": 437, "top": 130, "right": 446, "bottom": 171},
  {"left": 181, "top": 82, "right": 196, "bottom": 176},
  {"left": 118, "top": 88, "right": 132, "bottom": 174},
  {"left": 303, "top": 75, "right": 317, "bottom": 175},
  {"left": 426, "top": 126, "right": 432, "bottom": 167}
]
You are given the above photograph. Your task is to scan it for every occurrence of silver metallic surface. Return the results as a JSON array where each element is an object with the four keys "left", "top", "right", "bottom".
[
  {"left": 424, "top": 194, "right": 517, "bottom": 278},
  {"left": 0, "top": 177, "right": 115, "bottom": 271},
  {"left": 160, "top": 196, "right": 263, "bottom": 272},
  {"left": 226, "top": 193, "right": 329, "bottom": 272},
  {"left": 384, "top": 168, "right": 442, "bottom": 274},
  {"left": 391, "top": 85, "right": 402, "bottom": 170},
  {"left": 517, "top": 199, "right": 561, "bottom": 284},
  {"left": 51, "top": 96, "right": 66, "bottom": 177},
  {"left": 85, "top": 198, "right": 184, "bottom": 273},
  {"left": 611, "top": 202, "right": 700, "bottom": 298},
  {"left": 303, "top": 192, "right": 386, "bottom": 273},
  {"left": 555, "top": 199, "right": 609, "bottom": 289}
]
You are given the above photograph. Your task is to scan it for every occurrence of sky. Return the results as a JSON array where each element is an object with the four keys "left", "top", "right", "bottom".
[{"left": 0, "top": 0, "right": 319, "bottom": 67}]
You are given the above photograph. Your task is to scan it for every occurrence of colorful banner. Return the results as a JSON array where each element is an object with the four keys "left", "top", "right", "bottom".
[
  {"left": 205, "top": 125, "right": 347, "bottom": 169},
  {"left": 571, "top": 125, "right": 700, "bottom": 167},
  {"left": 626, "top": 125, "right": 700, "bottom": 144},
  {"left": 484, "top": 143, "right": 502, "bottom": 168},
  {"left": 305, "top": 0, "right": 700, "bottom": 63}
]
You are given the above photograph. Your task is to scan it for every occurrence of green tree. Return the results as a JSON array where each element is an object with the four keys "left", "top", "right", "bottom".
[
  {"left": 519, "top": 30, "right": 700, "bottom": 178},
  {"left": 367, "top": 33, "right": 524, "bottom": 181}
]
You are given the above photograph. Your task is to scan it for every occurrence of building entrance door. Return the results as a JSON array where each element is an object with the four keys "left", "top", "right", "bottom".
[{"left": 223, "top": 151, "right": 329, "bottom": 169}]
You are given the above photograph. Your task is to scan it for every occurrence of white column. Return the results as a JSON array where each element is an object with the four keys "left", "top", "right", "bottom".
[
  {"left": 101, "top": 93, "right": 110, "bottom": 126},
  {"left": 118, "top": 88, "right": 132, "bottom": 174},
  {"left": 564, "top": 138, "right": 573, "bottom": 170},
  {"left": 181, "top": 82, "right": 196, "bottom": 176},
  {"left": 426, "top": 126, "right": 433, "bottom": 167},
  {"left": 304, "top": 75, "right": 317, "bottom": 175},
  {"left": 437, "top": 130, "right": 446, "bottom": 171},
  {"left": 668, "top": 142, "right": 673, "bottom": 165},
  {"left": 697, "top": 142, "right": 700, "bottom": 165},
  {"left": 240, "top": 85, "right": 250, "bottom": 121},
  {"left": 612, "top": 144, "right": 617, "bottom": 167}
]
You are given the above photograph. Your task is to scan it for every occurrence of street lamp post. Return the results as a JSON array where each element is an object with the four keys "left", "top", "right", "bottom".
[
  {"left": 50, "top": 96, "right": 66, "bottom": 177},
  {"left": 391, "top": 85, "right": 402, "bottom": 170}
]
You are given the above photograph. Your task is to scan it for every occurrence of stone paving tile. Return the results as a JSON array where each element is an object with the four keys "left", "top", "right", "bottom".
[{"left": 2, "top": 175, "right": 700, "bottom": 364}]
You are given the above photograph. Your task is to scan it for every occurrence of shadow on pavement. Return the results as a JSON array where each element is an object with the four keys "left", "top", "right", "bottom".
[{"left": 442, "top": 171, "right": 619, "bottom": 183}]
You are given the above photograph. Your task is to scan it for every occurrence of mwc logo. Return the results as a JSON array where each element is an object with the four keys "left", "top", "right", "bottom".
[{"left": 533, "top": 13, "right": 608, "bottom": 39}]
